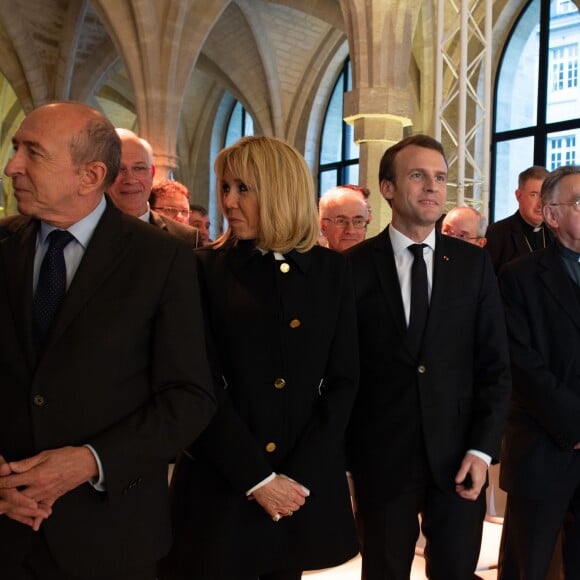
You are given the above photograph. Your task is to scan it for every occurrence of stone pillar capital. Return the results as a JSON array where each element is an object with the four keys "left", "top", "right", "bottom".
[
  {"left": 152, "top": 154, "right": 179, "bottom": 181},
  {"left": 344, "top": 88, "right": 413, "bottom": 144}
]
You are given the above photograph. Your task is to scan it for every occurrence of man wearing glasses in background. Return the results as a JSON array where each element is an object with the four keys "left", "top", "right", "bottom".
[
  {"left": 108, "top": 129, "right": 200, "bottom": 247},
  {"left": 486, "top": 165, "right": 551, "bottom": 274},
  {"left": 441, "top": 205, "right": 487, "bottom": 248},
  {"left": 498, "top": 164, "right": 580, "bottom": 580},
  {"left": 149, "top": 179, "right": 192, "bottom": 226},
  {"left": 319, "top": 185, "right": 369, "bottom": 252}
]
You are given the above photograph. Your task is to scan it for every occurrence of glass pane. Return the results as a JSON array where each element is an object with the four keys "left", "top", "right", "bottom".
[
  {"left": 493, "top": 137, "right": 535, "bottom": 221},
  {"left": 344, "top": 164, "right": 360, "bottom": 186},
  {"left": 244, "top": 111, "right": 254, "bottom": 136},
  {"left": 496, "top": 0, "right": 540, "bottom": 132},
  {"left": 319, "top": 170, "right": 338, "bottom": 197},
  {"left": 546, "top": 0, "right": 580, "bottom": 123},
  {"left": 546, "top": 129, "right": 580, "bottom": 168},
  {"left": 225, "top": 102, "right": 242, "bottom": 147},
  {"left": 320, "top": 80, "right": 344, "bottom": 165}
]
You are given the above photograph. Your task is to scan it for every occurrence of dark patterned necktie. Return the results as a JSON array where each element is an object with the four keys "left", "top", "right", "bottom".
[
  {"left": 33, "top": 230, "right": 75, "bottom": 348},
  {"left": 408, "top": 243, "right": 429, "bottom": 354}
]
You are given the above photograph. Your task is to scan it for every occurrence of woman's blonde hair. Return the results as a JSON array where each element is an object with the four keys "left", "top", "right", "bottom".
[{"left": 213, "top": 136, "right": 319, "bottom": 253}]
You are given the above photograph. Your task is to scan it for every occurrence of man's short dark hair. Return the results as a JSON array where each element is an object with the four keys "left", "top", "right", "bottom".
[
  {"left": 518, "top": 165, "right": 549, "bottom": 189},
  {"left": 378, "top": 134, "right": 447, "bottom": 185},
  {"left": 189, "top": 204, "right": 208, "bottom": 216}
]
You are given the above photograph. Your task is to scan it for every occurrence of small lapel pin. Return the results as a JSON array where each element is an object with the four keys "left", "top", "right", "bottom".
[{"left": 443, "top": 255, "right": 450, "bottom": 261}]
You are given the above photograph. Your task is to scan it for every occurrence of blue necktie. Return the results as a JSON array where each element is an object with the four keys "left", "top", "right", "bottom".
[
  {"left": 408, "top": 243, "right": 429, "bottom": 354},
  {"left": 34, "top": 230, "right": 75, "bottom": 348}
]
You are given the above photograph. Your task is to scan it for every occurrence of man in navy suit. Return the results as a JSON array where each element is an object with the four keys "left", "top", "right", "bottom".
[
  {"left": 498, "top": 165, "right": 580, "bottom": 579},
  {"left": 0, "top": 101, "right": 215, "bottom": 579},
  {"left": 346, "top": 134, "right": 511, "bottom": 580}
]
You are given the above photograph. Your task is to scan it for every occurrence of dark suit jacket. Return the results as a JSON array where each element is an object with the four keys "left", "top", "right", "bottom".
[
  {"left": 0, "top": 200, "right": 215, "bottom": 577},
  {"left": 486, "top": 211, "right": 553, "bottom": 275},
  {"left": 150, "top": 210, "right": 201, "bottom": 247},
  {"left": 165, "top": 242, "right": 358, "bottom": 577},
  {"left": 345, "top": 227, "right": 511, "bottom": 500},
  {"left": 498, "top": 245, "right": 580, "bottom": 499}
]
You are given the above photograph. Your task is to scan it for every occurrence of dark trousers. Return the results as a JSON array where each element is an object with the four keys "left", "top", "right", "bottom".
[
  {"left": 356, "top": 483, "right": 486, "bottom": 580},
  {"left": 7, "top": 529, "right": 156, "bottom": 580},
  {"left": 498, "top": 483, "right": 580, "bottom": 580}
]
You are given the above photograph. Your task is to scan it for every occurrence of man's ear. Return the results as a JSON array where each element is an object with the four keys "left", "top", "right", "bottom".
[
  {"left": 515, "top": 188, "right": 523, "bottom": 203},
  {"left": 380, "top": 179, "right": 394, "bottom": 203},
  {"left": 151, "top": 164, "right": 156, "bottom": 179},
  {"left": 543, "top": 204, "right": 558, "bottom": 230},
  {"left": 320, "top": 219, "right": 328, "bottom": 235},
  {"left": 79, "top": 162, "right": 107, "bottom": 194},
  {"left": 477, "top": 237, "right": 488, "bottom": 248}
]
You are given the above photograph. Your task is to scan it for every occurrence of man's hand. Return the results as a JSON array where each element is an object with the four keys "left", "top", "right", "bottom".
[
  {"left": 0, "top": 447, "right": 98, "bottom": 512},
  {"left": 250, "top": 474, "right": 308, "bottom": 520},
  {"left": 0, "top": 455, "right": 52, "bottom": 530},
  {"left": 574, "top": 443, "right": 580, "bottom": 450},
  {"left": 454, "top": 452, "right": 488, "bottom": 501}
]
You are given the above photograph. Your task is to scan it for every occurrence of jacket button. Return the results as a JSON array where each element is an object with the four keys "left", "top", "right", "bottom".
[
  {"left": 289, "top": 318, "right": 301, "bottom": 329},
  {"left": 280, "top": 262, "right": 290, "bottom": 273},
  {"left": 265, "top": 442, "right": 277, "bottom": 453},
  {"left": 32, "top": 394, "right": 46, "bottom": 407},
  {"left": 417, "top": 365, "right": 426, "bottom": 374},
  {"left": 274, "top": 378, "right": 286, "bottom": 390}
]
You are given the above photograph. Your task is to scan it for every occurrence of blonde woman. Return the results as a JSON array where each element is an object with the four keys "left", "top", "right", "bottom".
[{"left": 160, "top": 136, "right": 359, "bottom": 580}]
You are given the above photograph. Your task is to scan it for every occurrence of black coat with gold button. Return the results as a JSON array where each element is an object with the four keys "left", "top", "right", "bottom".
[{"left": 163, "top": 240, "right": 359, "bottom": 578}]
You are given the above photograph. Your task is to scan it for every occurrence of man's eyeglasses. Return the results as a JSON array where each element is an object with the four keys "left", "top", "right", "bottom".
[
  {"left": 153, "top": 206, "right": 190, "bottom": 219},
  {"left": 119, "top": 165, "right": 150, "bottom": 177},
  {"left": 441, "top": 228, "right": 481, "bottom": 241},
  {"left": 549, "top": 200, "right": 580, "bottom": 212},
  {"left": 322, "top": 217, "right": 368, "bottom": 229}
]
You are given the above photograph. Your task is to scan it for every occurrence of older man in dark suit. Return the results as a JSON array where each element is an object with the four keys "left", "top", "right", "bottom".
[
  {"left": 498, "top": 164, "right": 580, "bottom": 580},
  {"left": 108, "top": 128, "right": 201, "bottom": 247},
  {"left": 0, "top": 101, "right": 215, "bottom": 579},
  {"left": 345, "top": 134, "right": 511, "bottom": 580},
  {"left": 486, "top": 165, "right": 552, "bottom": 274}
]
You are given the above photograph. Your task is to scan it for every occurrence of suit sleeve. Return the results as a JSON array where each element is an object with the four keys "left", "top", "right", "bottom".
[
  {"left": 470, "top": 251, "right": 512, "bottom": 461},
  {"left": 87, "top": 243, "right": 216, "bottom": 498},
  {"left": 499, "top": 264, "right": 580, "bottom": 448},
  {"left": 484, "top": 222, "right": 504, "bottom": 275}
]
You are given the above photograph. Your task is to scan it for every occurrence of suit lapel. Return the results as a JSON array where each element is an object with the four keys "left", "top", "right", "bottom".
[
  {"left": 510, "top": 215, "right": 533, "bottom": 256},
  {"left": 539, "top": 245, "right": 580, "bottom": 331},
  {"left": 42, "top": 202, "right": 132, "bottom": 352},
  {"left": 150, "top": 210, "right": 168, "bottom": 231},
  {"left": 372, "top": 227, "right": 408, "bottom": 340}
]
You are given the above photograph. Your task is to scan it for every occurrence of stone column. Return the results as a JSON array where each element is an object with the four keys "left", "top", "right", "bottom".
[{"left": 339, "top": 0, "right": 421, "bottom": 236}]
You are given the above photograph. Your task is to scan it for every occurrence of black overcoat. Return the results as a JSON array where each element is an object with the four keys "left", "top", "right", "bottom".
[{"left": 164, "top": 241, "right": 359, "bottom": 578}]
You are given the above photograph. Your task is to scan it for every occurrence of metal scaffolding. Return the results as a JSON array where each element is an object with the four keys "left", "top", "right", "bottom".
[{"left": 435, "top": 0, "right": 492, "bottom": 217}]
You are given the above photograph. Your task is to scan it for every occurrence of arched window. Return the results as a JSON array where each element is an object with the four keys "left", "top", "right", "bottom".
[
  {"left": 492, "top": 0, "right": 580, "bottom": 221},
  {"left": 208, "top": 97, "right": 255, "bottom": 238},
  {"left": 224, "top": 100, "right": 254, "bottom": 147},
  {"left": 318, "top": 59, "right": 359, "bottom": 196}
]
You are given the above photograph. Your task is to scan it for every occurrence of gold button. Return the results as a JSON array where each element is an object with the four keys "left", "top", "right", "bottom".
[
  {"left": 32, "top": 394, "right": 46, "bottom": 407},
  {"left": 265, "top": 442, "right": 277, "bottom": 453},
  {"left": 280, "top": 262, "right": 290, "bottom": 273},
  {"left": 274, "top": 378, "right": 286, "bottom": 389},
  {"left": 289, "top": 318, "right": 301, "bottom": 329}
]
